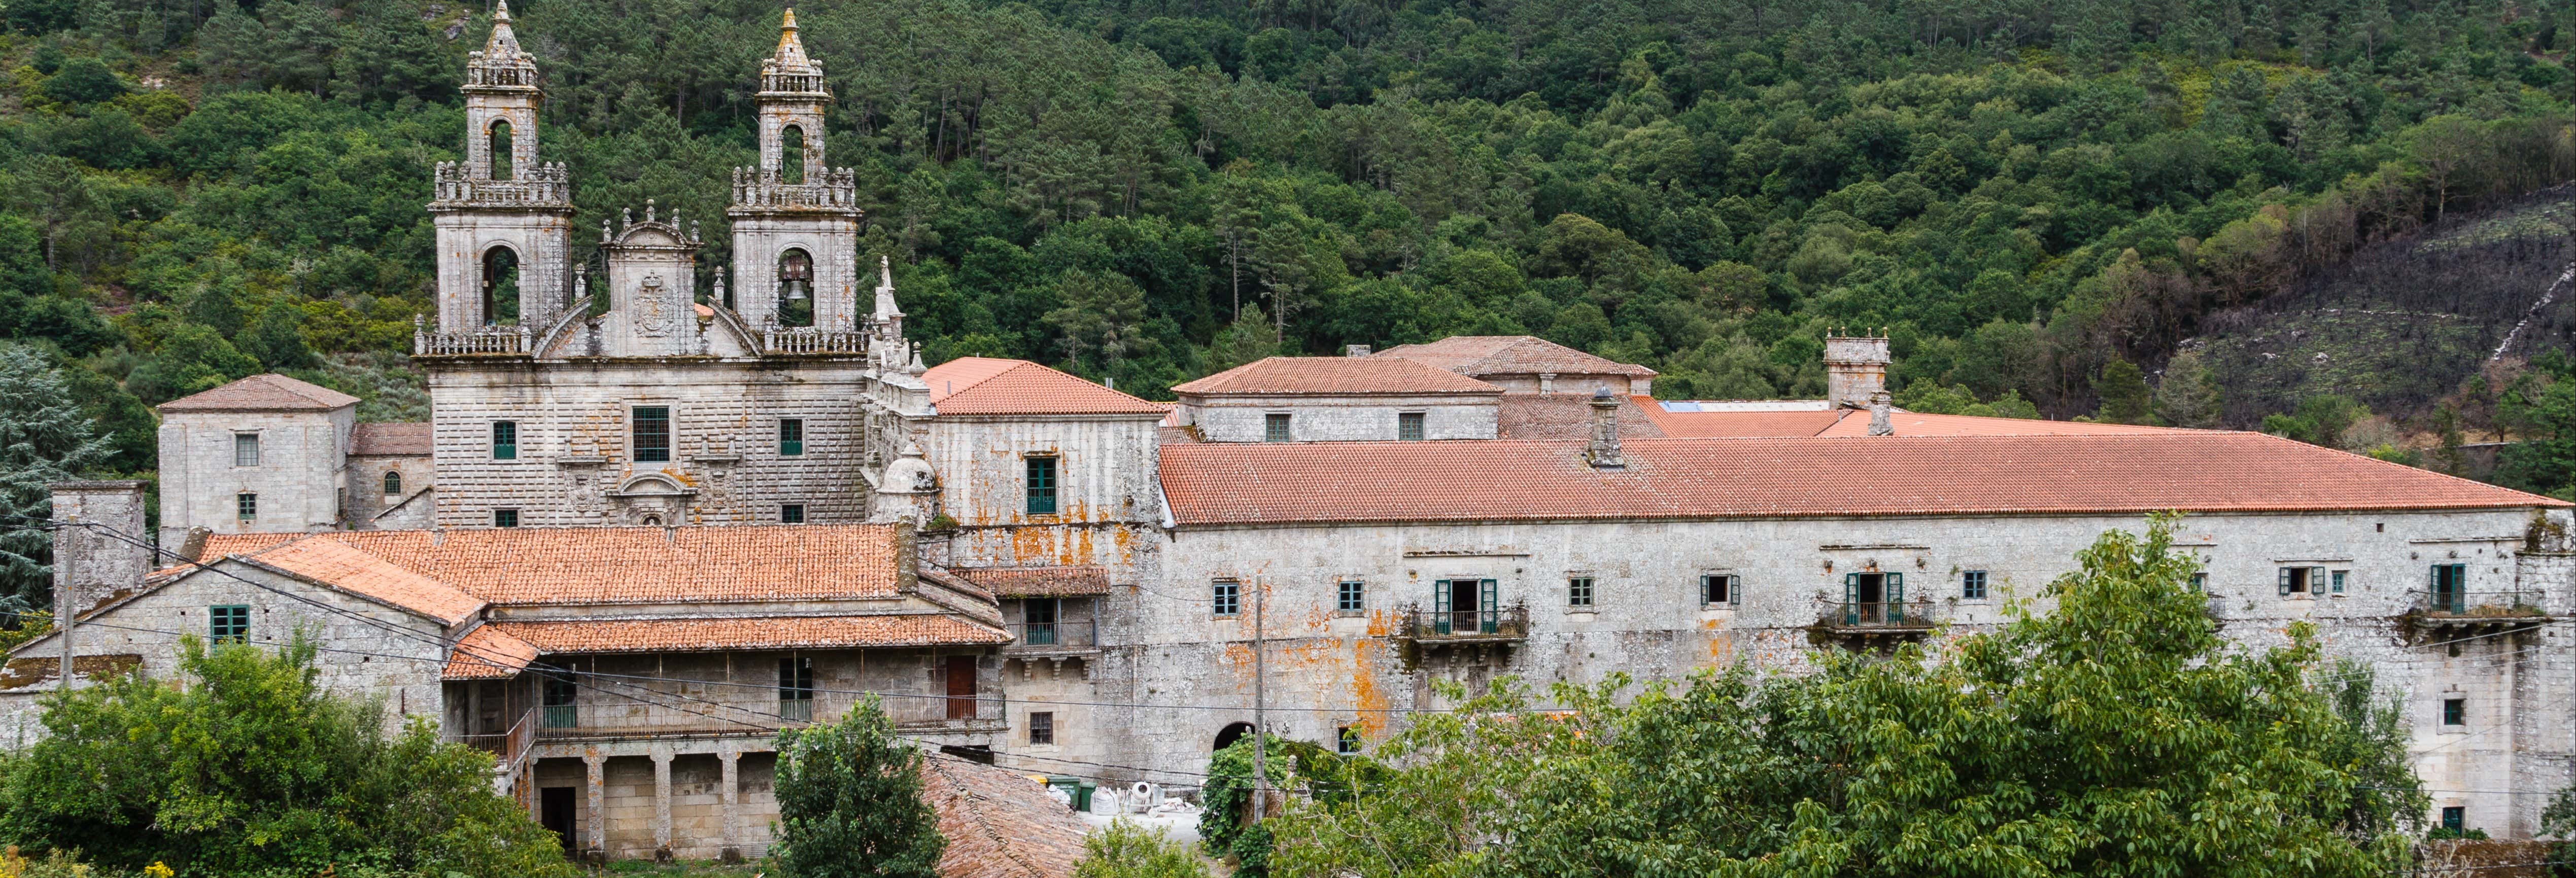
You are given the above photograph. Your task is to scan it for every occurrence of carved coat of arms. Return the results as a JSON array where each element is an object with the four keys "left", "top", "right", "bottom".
[{"left": 636, "top": 273, "right": 673, "bottom": 337}]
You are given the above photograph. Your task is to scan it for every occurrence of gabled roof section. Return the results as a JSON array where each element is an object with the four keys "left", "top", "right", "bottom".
[
  {"left": 238, "top": 535, "right": 485, "bottom": 626},
  {"left": 922, "top": 357, "right": 1169, "bottom": 416},
  {"left": 245, "top": 524, "right": 908, "bottom": 606},
  {"left": 482, "top": 615, "right": 1008, "bottom": 655},
  {"left": 923, "top": 753, "right": 1091, "bottom": 878},
  {"left": 1379, "top": 336, "right": 1658, "bottom": 378},
  {"left": 952, "top": 566, "right": 1113, "bottom": 597},
  {"left": 157, "top": 374, "right": 361, "bottom": 412},
  {"left": 350, "top": 422, "right": 433, "bottom": 456},
  {"left": 1172, "top": 356, "right": 1502, "bottom": 396},
  {"left": 444, "top": 624, "right": 538, "bottom": 680},
  {"left": 1159, "top": 433, "right": 2566, "bottom": 525}
]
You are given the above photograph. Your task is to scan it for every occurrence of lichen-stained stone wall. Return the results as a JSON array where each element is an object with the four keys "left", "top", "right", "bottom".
[{"left": 157, "top": 406, "right": 353, "bottom": 544}]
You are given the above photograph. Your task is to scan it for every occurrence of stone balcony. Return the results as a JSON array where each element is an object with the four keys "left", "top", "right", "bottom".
[
  {"left": 761, "top": 327, "right": 870, "bottom": 355},
  {"left": 415, "top": 319, "right": 532, "bottom": 356},
  {"left": 729, "top": 167, "right": 859, "bottom": 211}
]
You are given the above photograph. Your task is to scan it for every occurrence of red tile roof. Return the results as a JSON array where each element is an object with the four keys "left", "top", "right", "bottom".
[
  {"left": 1172, "top": 356, "right": 1501, "bottom": 396},
  {"left": 952, "top": 566, "right": 1113, "bottom": 597},
  {"left": 1159, "top": 434, "right": 2565, "bottom": 525},
  {"left": 210, "top": 524, "right": 907, "bottom": 606},
  {"left": 157, "top": 374, "right": 361, "bottom": 412},
  {"left": 1378, "top": 336, "right": 1657, "bottom": 378},
  {"left": 483, "top": 615, "right": 1008, "bottom": 655},
  {"left": 444, "top": 624, "right": 538, "bottom": 680},
  {"left": 922, "top": 753, "right": 1090, "bottom": 878},
  {"left": 1811, "top": 411, "right": 2184, "bottom": 437},
  {"left": 923, "top": 357, "right": 1169, "bottom": 416},
  {"left": 240, "top": 536, "right": 485, "bottom": 625},
  {"left": 350, "top": 422, "right": 433, "bottom": 455}
]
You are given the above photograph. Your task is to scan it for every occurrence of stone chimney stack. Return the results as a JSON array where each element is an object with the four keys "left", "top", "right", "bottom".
[
  {"left": 1824, "top": 332, "right": 1892, "bottom": 409},
  {"left": 1585, "top": 389, "right": 1625, "bottom": 470},
  {"left": 1868, "top": 391, "right": 1894, "bottom": 436},
  {"left": 1344, "top": 344, "right": 1370, "bottom": 357},
  {"left": 49, "top": 480, "right": 151, "bottom": 619}
]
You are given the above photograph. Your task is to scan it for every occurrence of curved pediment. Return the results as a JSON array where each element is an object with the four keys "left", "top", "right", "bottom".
[
  {"left": 615, "top": 222, "right": 690, "bottom": 249},
  {"left": 607, "top": 472, "right": 697, "bottom": 498}
]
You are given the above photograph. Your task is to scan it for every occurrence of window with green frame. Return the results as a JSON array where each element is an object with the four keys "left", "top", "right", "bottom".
[
  {"left": 632, "top": 406, "right": 671, "bottom": 463},
  {"left": 779, "top": 418, "right": 804, "bottom": 456},
  {"left": 491, "top": 420, "right": 517, "bottom": 460},
  {"left": 1025, "top": 455, "right": 1058, "bottom": 515},
  {"left": 209, "top": 605, "right": 249, "bottom": 644}
]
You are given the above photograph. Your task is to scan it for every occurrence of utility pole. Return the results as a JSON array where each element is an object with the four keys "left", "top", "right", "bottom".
[
  {"left": 56, "top": 521, "right": 74, "bottom": 694},
  {"left": 1251, "top": 578, "right": 1267, "bottom": 823}
]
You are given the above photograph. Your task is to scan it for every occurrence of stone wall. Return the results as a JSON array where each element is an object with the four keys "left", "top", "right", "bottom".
[
  {"left": 1180, "top": 394, "right": 1498, "bottom": 442},
  {"left": 157, "top": 406, "right": 353, "bottom": 544}
]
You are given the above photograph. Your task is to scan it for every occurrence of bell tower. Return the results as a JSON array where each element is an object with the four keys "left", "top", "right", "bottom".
[
  {"left": 428, "top": 0, "right": 574, "bottom": 340},
  {"left": 729, "top": 9, "right": 863, "bottom": 337}
]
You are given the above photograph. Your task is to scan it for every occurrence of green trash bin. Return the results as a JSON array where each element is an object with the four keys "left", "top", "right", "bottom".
[
  {"left": 1076, "top": 780, "right": 1097, "bottom": 812},
  {"left": 1044, "top": 777, "right": 1089, "bottom": 811}
]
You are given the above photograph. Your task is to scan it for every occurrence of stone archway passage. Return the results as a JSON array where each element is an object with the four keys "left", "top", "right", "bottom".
[{"left": 1214, "top": 721, "right": 1254, "bottom": 752}]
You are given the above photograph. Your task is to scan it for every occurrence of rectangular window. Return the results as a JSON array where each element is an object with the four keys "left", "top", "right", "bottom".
[
  {"left": 233, "top": 433, "right": 260, "bottom": 467},
  {"left": 1024, "top": 598, "right": 1059, "bottom": 645},
  {"left": 2277, "top": 566, "right": 2320, "bottom": 595},
  {"left": 1397, "top": 411, "right": 1425, "bottom": 441},
  {"left": 2190, "top": 572, "right": 2208, "bottom": 591},
  {"left": 2443, "top": 807, "right": 2465, "bottom": 832},
  {"left": 1212, "top": 579, "right": 1241, "bottom": 617},
  {"left": 1025, "top": 455, "right": 1058, "bottom": 515},
  {"left": 1567, "top": 576, "right": 1595, "bottom": 608},
  {"left": 1337, "top": 726, "right": 1360, "bottom": 754},
  {"left": 541, "top": 671, "right": 578, "bottom": 728},
  {"left": 491, "top": 420, "right": 517, "bottom": 460},
  {"left": 209, "top": 605, "right": 249, "bottom": 644},
  {"left": 1264, "top": 412, "right": 1292, "bottom": 442},
  {"left": 1029, "top": 711, "right": 1054, "bottom": 745},
  {"left": 779, "top": 657, "right": 814, "bottom": 722},
  {"left": 780, "top": 504, "right": 806, "bottom": 524},
  {"left": 1962, "top": 570, "right": 1989, "bottom": 600},
  {"left": 2443, "top": 697, "right": 2465, "bottom": 726},
  {"left": 1700, "top": 574, "right": 1738, "bottom": 607},
  {"left": 1336, "top": 579, "right": 1365, "bottom": 613},
  {"left": 236, "top": 492, "right": 257, "bottom": 521},
  {"left": 493, "top": 509, "right": 519, "bottom": 528},
  {"left": 779, "top": 418, "right": 804, "bottom": 456},
  {"left": 631, "top": 406, "right": 671, "bottom": 463},
  {"left": 2330, "top": 570, "right": 2347, "bottom": 594}
]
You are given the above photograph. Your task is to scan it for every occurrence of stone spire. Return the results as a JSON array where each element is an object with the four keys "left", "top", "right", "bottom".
[
  {"left": 873, "top": 256, "right": 903, "bottom": 325},
  {"left": 487, "top": 0, "right": 523, "bottom": 57},
  {"left": 761, "top": 8, "right": 827, "bottom": 94},
  {"left": 464, "top": 0, "right": 539, "bottom": 90}
]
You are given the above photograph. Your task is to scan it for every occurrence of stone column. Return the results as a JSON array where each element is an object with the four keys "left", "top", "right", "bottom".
[
  {"left": 719, "top": 748, "right": 741, "bottom": 862},
  {"left": 651, "top": 748, "right": 674, "bottom": 860},
  {"left": 582, "top": 754, "right": 606, "bottom": 858}
]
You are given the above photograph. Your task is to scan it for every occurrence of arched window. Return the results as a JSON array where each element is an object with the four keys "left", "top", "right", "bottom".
[
  {"left": 383, "top": 470, "right": 402, "bottom": 498},
  {"left": 1214, "top": 721, "right": 1255, "bottom": 752},
  {"left": 488, "top": 119, "right": 514, "bottom": 181},
  {"left": 777, "top": 248, "right": 814, "bottom": 327},
  {"left": 482, "top": 245, "right": 520, "bottom": 326},
  {"left": 780, "top": 125, "right": 805, "bottom": 185}
]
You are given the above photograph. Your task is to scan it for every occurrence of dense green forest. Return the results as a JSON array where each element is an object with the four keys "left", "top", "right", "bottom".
[{"left": 10, "top": 0, "right": 2576, "bottom": 477}]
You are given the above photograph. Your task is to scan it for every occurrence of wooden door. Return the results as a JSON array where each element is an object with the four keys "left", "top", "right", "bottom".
[{"left": 945, "top": 655, "right": 977, "bottom": 720}]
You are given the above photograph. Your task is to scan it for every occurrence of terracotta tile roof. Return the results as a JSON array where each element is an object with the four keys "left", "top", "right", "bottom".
[
  {"left": 952, "top": 566, "right": 1112, "bottom": 597},
  {"left": 922, "top": 753, "right": 1089, "bottom": 878},
  {"left": 482, "top": 615, "right": 1008, "bottom": 654},
  {"left": 1378, "top": 336, "right": 1657, "bottom": 378},
  {"left": 229, "top": 524, "right": 906, "bottom": 606},
  {"left": 239, "top": 535, "right": 485, "bottom": 625},
  {"left": 1497, "top": 394, "right": 1671, "bottom": 440},
  {"left": 1172, "top": 356, "right": 1501, "bottom": 396},
  {"left": 350, "top": 422, "right": 432, "bottom": 455},
  {"left": 924, "top": 357, "right": 1169, "bottom": 416},
  {"left": 1159, "top": 433, "right": 2566, "bottom": 525},
  {"left": 1811, "top": 411, "right": 2185, "bottom": 437},
  {"left": 157, "top": 374, "right": 361, "bottom": 412},
  {"left": 1632, "top": 405, "right": 1849, "bottom": 438},
  {"left": 444, "top": 624, "right": 538, "bottom": 680}
]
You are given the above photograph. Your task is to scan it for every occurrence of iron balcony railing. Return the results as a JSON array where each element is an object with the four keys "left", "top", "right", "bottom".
[
  {"left": 2414, "top": 589, "right": 2548, "bottom": 617},
  {"left": 1006, "top": 619, "right": 1098, "bottom": 649},
  {"left": 1825, "top": 600, "right": 1936, "bottom": 627},
  {"left": 1400, "top": 604, "right": 1530, "bottom": 639}
]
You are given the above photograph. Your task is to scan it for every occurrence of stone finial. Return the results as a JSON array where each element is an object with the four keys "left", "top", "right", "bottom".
[
  {"left": 486, "top": 0, "right": 521, "bottom": 56},
  {"left": 773, "top": 8, "right": 817, "bottom": 73},
  {"left": 1585, "top": 388, "right": 1625, "bottom": 470},
  {"left": 1867, "top": 391, "right": 1894, "bottom": 436},
  {"left": 621, "top": 207, "right": 632, "bottom": 230},
  {"left": 873, "top": 255, "right": 905, "bottom": 323},
  {"left": 600, "top": 218, "right": 612, "bottom": 242},
  {"left": 645, "top": 199, "right": 657, "bottom": 224}
]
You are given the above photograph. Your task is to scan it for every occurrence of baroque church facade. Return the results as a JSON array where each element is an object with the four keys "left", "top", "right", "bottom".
[{"left": 18, "top": 6, "right": 2576, "bottom": 863}]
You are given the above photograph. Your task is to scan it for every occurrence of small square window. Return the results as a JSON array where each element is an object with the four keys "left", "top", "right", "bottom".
[
  {"left": 2190, "top": 572, "right": 2208, "bottom": 591},
  {"left": 1567, "top": 576, "right": 1594, "bottom": 608},
  {"left": 236, "top": 492, "right": 257, "bottom": 521},
  {"left": 209, "top": 605, "right": 249, "bottom": 644},
  {"left": 1212, "top": 579, "right": 1241, "bottom": 617},
  {"left": 1397, "top": 411, "right": 1425, "bottom": 441},
  {"left": 779, "top": 418, "right": 805, "bottom": 456},
  {"left": 1336, "top": 726, "right": 1360, "bottom": 754},
  {"left": 1700, "top": 574, "right": 1738, "bottom": 607},
  {"left": 781, "top": 504, "right": 806, "bottom": 524},
  {"left": 233, "top": 433, "right": 260, "bottom": 467},
  {"left": 1336, "top": 579, "right": 1364, "bottom": 613},
  {"left": 2278, "top": 566, "right": 2320, "bottom": 595},
  {"left": 2330, "top": 570, "right": 2347, "bottom": 593},
  {"left": 2442, "top": 806, "right": 2465, "bottom": 832},
  {"left": 632, "top": 406, "right": 671, "bottom": 463},
  {"left": 2443, "top": 697, "right": 2465, "bottom": 726},
  {"left": 1264, "top": 412, "right": 1292, "bottom": 442},
  {"left": 493, "top": 509, "right": 519, "bottom": 528},
  {"left": 491, "top": 420, "right": 517, "bottom": 460},
  {"left": 1025, "top": 456, "right": 1058, "bottom": 515},
  {"left": 1029, "top": 711, "right": 1054, "bottom": 745},
  {"left": 1962, "top": 570, "right": 1988, "bottom": 600}
]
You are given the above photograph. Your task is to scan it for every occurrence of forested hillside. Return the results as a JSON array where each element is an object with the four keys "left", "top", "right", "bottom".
[{"left": 8, "top": 0, "right": 2576, "bottom": 477}]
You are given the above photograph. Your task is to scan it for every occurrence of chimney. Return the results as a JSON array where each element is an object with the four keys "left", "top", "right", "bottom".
[
  {"left": 1868, "top": 391, "right": 1894, "bottom": 436},
  {"left": 49, "top": 480, "right": 151, "bottom": 619},
  {"left": 1823, "top": 332, "right": 1892, "bottom": 409},
  {"left": 1585, "top": 389, "right": 1625, "bottom": 470},
  {"left": 1345, "top": 344, "right": 1371, "bottom": 357}
]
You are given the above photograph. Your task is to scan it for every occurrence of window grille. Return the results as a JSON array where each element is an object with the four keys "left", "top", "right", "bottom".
[
  {"left": 491, "top": 421, "right": 517, "bottom": 460},
  {"left": 632, "top": 407, "right": 671, "bottom": 463}
]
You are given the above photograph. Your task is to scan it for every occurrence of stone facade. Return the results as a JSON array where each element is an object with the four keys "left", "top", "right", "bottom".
[
  {"left": 156, "top": 403, "right": 353, "bottom": 544},
  {"left": 1180, "top": 395, "right": 1497, "bottom": 442}
]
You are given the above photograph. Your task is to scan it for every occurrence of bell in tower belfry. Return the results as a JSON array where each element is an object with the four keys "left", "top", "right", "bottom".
[
  {"left": 728, "top": 9, "right": 863, "bottom": 338},
  {"left": 427, "top": 0, "right": 574, "bottom": 341}
]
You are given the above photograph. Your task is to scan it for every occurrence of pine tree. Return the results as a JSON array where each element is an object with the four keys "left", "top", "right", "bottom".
[
  {"left": 2093, "top": 358, "right": 2158, "bottom": 425},
  {"left": 773, "top": 696, "right": 946, "bottom": 878},
  {"left": 0, "top": 343, "right": 114, "bottom": 612},
  {"left": 2152, "top": 349, "right": 2224, "bottom": 428}
]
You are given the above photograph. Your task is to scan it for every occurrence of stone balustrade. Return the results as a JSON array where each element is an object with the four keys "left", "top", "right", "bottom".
[
  {"left": 730, "top": 167, "right": 859, "bottom": 210},
  {"left": 416, "top": 320, "right": 533, "bottom": 356},
  {"left": 431, "top": 162, "right": 572, "bottom": 207},
  {"left": 762, "top": 327, "right": 870, "bottom": 354}
]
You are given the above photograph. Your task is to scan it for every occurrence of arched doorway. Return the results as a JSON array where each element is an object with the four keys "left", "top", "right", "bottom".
[
  {"left": 776, "top": 248, "right": 814, "bottom": 327},
  {"left": 780, "top": 125, "right": 806, "bottom": 185},
  {"left": 482, "top": 245, "right": 520, "bottom": 326},
  {"left": 488, "top": 119, "right": 514, "bottom": 181},
  {"left": 1214, "top": 721, "right": 1254, "bottom": 752}
]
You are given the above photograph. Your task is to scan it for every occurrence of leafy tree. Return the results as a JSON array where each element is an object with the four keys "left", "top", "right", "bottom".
[
  {"left": 239, "top": 300, "right": 317, "bottom": 371},
  {"left": 123, "top": 325, "right": 259, "bottom": 404},
  {"left": 772, "top": 696, "right": 945, "bottom": 878},
  {"left": 0, "top": 344, "right": 113, "bottom": 613},
  {"left": 0, "top": 637, "right": 576, "bottom": 877},
  {"left": 2265, "top": 394, "right": 2372, "bottom": 449},
  {"left": 1076, "top": 819, "right": 1212, "bottom": 878}
]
